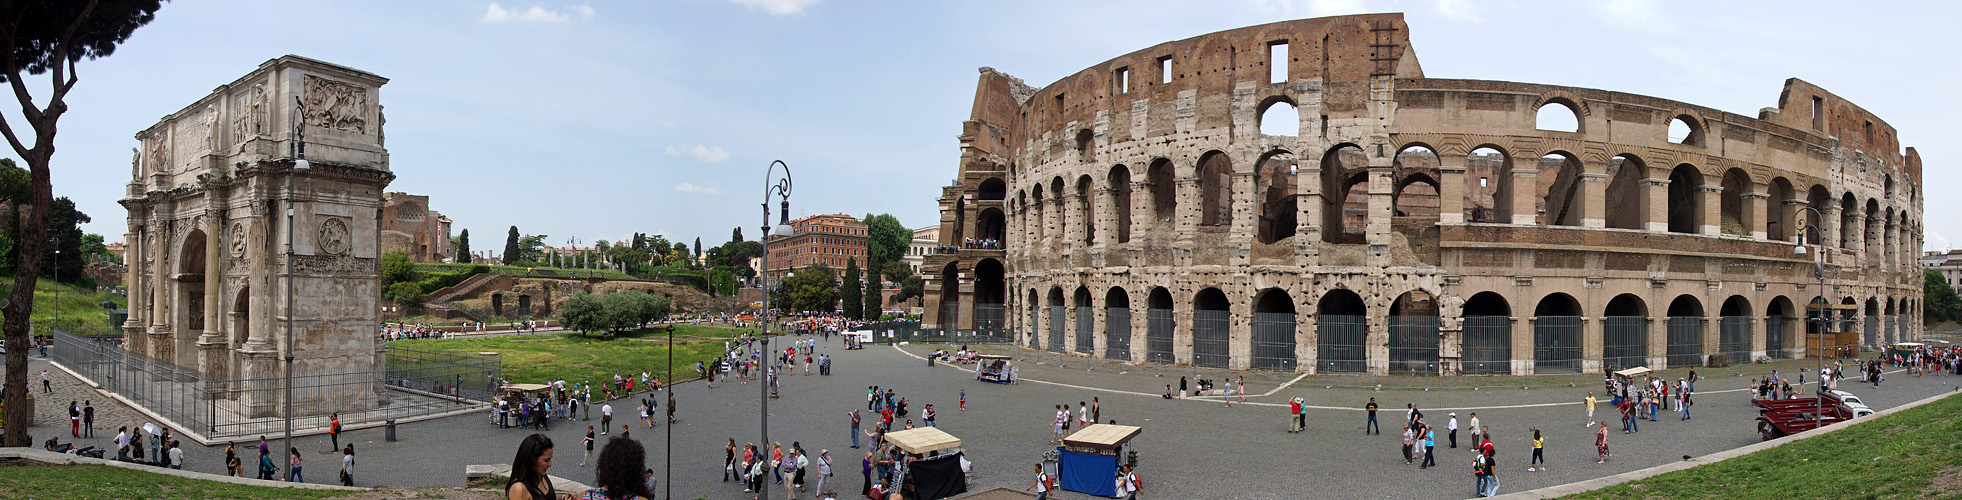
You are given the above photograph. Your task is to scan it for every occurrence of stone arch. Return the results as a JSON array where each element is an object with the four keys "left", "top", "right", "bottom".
[
  {"left": 1256, "top": 149, "right": 1299, "bottom": 244},
  {"left": 492, "top": 293, "right": 505, "bottom": 316},
  {"left": 1839, "top": 192, "right": 1858, "bottom": 247},
  {"left": 1719, "top": 168, "right": 1752, "bottom": 235},
  {"left": 1144, "top": 287, "right": 1175, "bottom": 363},
  {"left": 1388, "top": 289, "right": 1439, "bottom": 375},
  {"left": 1864, "top": 296, "right": 1881, "bottom": 348},
  {"left": 1533, "top": 292, "right": 1583, "bottom": 372},
  {"left": 1192, "top": 287, "right": 1231, "bottom": 367},
  {"left": 1258, "top": 95, "right": 1299, "bottom": 136},
  {"left": 1322, "top": 143, "right": 1369, "bottom": 242},
  {"left": 1073, "top": 286, "right": 1095, "bottom": 353},
  {"left": 1604, "top": 154, "right": 1647, "bottom": 230},
  {"left": 978, "top": 177, "right": 1006, "bottom": 201},
  {"left": 1148, "top": 158, "right": 1177, "bottom": 226},
  {"left": 1667, "top": 164, "right": 1705, "bottom": 234},
  {"left": 1076, "top": 175, "right": 1096, "bottom": 245},
  {"left": 1250, "top": 288, "right": 1297, "bottom": 371},
  {"left": 1316, "top": 288, "right": 1367, "bottom": 373},
  {"left": 230, "top": 286, "right": 251, "bottom": 348},
  {"left": 1665, "top": 294, "right": 1705, "bottom": 368},
  {"left": 1394, "top": 173, "right": 1440, "bottom": 218},
  {"left": 1104, "top": 286, "right": 1132, "bottom": 360},
  {"left": 1465, "top": 146, "right": 1513, "bottom": 223},
  {"left": 1766, "top": 296, "right": 1796, "bottom": 359},
  {"left": 1075, "top": 128, "right": 1094, "bottom": 163},
  {"left": 1539, "top": 151, "right": 1585, "bottom": 226},
  {"left": 1197, "top": 150, "right": 1233, "bottom": 227},
  {"left": 973, "top": 259, "right": 1005, "bottom": 330},
  {"left": 1534, "top": 98, "right": 1581, "bottom": 133},
  {"left": 977, "top": 207, "right": 1006, "bottom": 244},
  {"left": 177, "top": 228, "right": 208, "bottom": 335},
  {"left": 1460, "top": 291, "right": 1512, "bottom": 374},
  {"left": 1718, "top": 295, "right": 1752, "bottom": 360},
  {"left": 1884, "top": 296, "right": 1898, "bottom": 345},
  {"left": 1767, "top": 177, "right": 1794, "bottom": 240},
  {"left": 952, "top": 197, "right": 967, "bottom": 245},
  {"left": 1046, "top": 286, "right": 1066, "bottom": 352},
  {"left": 1603, "top": 293, "right": 1648, "bottom": 369},
  {"left": 1668, "top": 112, "right": 1705, "bottom": 146},
  {"left": 1108, "top": 164, "right": 1133, "bottom": 243}
]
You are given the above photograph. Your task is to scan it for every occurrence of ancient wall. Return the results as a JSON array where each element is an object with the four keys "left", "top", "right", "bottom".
[{"left": 924, "top": 14, "right": 1923, "bottom": 375}]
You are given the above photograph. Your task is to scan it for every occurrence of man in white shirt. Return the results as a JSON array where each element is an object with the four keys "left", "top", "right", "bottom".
[
  {"left": 600, "top": 402, "right": 613, "bottom": 434},
  {"left": 114, "top": 427, "right": 129, "bottom": 460},
  {"left": 1447, "top": 413, "right": 1459, "bottom": 448},
  {"left": 168, "top": 441, "right": 184, "bottom": 469},
  {"left": 1467, "top": 412, "right": 1482, "bottom": 444}
]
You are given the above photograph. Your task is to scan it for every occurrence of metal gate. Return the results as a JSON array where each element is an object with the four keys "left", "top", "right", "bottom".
[
  {"left": 1317, "top": 315, "right": 1367, "bottom": 373},
  {"left": 1075, "top": 306, "right": 1095, "bottom": 354},
  {"left": 1047, "top": 306, "right": 1066, "bottom": 352},
  {"left": 1192, "top": 309, "right": 1230, "bottom": 368},
  {"left": 1534, "top": 316, "right": 1583, "bottom": 373},
  {"left": 1145, "top": 308, "right": 1175, "bottom": 363},
  {"left": 1864, "top": 316, "right": 1877, "bottom": 348},
  {"left": 1718, "top": 316, "right": 1751, "bottom": 362},
  {"left": 1105, "top": 308, "right": 1132, "bottom": 361},
  {"left": 1460, "top": 316, "right": 1511, "bottom": 375},
  {"left": 1027, "top": 307, "right": 1040, "bottom": 348},
  {"left": 939, "top": 301, "right": 960, "bottom": 331},
  {"left": 1603, "top": 316, "right": 1647, "bottom": 370},
  {"left": 1666, "top": 316, "right": 1704, "bottom": 368},
  {"left": 974, "top": 303, "right": 1004, "bottom": 333},
  {"left": 1765, "top": 316, "right": 1786, "bottom": 360},
  {"left": 1884, "top": 314, "right": 1895, "bottom": 345},
  {"left": 1388, "top": 316, "right": 1439, "bottom": 375},
  {"left": 1250, "top": 312, "right": 1297, "bottom": 371}
]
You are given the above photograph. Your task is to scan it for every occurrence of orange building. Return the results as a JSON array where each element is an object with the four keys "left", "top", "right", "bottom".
[{"left": 764, "top": 213, "right": 869, "bottom": 281}]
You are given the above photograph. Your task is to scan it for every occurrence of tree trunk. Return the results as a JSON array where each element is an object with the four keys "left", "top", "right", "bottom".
[{"left": 4, "top": 145, "right": 53, "bottom": 447}]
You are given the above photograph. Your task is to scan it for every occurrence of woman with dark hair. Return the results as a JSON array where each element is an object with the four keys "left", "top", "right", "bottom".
[
  {"left": 506, "top": 433, "right": 560, "bottom": 500},
  {"left": 582, "top": 437, "right": 654, "bottom": 500}
]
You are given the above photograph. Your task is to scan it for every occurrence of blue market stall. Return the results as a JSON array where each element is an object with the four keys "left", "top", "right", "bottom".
[{"left": 1056, "top": 424, "right": 1142, "bottom": 497}]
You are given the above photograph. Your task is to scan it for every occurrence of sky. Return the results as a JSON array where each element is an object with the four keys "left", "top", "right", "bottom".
[{"left": 18, "top": 0, "right": 1962, "bottom": 253}]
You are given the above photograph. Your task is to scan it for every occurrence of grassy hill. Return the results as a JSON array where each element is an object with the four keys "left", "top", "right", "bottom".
[{"left": 0, "top": 278, "right": 128, "bottom": 331}]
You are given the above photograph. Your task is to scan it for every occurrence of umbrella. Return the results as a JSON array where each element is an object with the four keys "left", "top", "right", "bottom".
[{"left": 142, "top": 423, "right": 159, "bottom": 436}]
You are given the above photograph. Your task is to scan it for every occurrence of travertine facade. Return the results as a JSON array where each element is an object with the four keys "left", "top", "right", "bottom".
[
  {"left": 924, "top": 14, "right": 1924, "bottom": 375},
  {"left": 121, "top": 55, "right": 394, "bottom": 415}
]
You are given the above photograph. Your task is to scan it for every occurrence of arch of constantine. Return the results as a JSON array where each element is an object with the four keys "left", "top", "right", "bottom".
[{"left": 922, "top": 14, "right": 1923, "bottom": 376}]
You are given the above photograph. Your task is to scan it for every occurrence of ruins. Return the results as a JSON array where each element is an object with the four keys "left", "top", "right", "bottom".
[
  {"left": 381, "top": 192, "right": 453, "bottom": 263},
  {"left": 923, "top": 14, "right": 1924, "bottom": 375}
]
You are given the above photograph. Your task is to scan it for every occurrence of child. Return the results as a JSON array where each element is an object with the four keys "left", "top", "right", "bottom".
[{"left": 959, "top": 389, "right": 967, "bottom": 411}]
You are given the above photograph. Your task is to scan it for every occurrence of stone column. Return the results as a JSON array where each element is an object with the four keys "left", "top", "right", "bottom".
[
  {"left": 1064, "top": 191, "right": 1084, "bottom": 254},
  {"left": 1048, "top": 197, "right": 1065, "bottom": 252},
  {"left": 1367, "top": 298, "right": 1391, "bottom": 376},
  {"left": 1646, "top": 316, "right": 1668, "bottom": 369},
  {"left": 149, "top": 217, "right": 172, "bottom": 365},
  {"left": 1510, "top": 168, "right": 1539, "bottom": 226},
  {"left": 1582, "top": 314, "right": 1604, "bottom": 374},
  {"left": 1438, "top": 160, "right": 1467, "bottom": 225},
  {"left": 1295, "top": 162, "right": 1322, "bottom": 260},
  {"left": 1130, "top": 290, "right": 1149, "bottom": 363},
  {"left": 1580, "top": 170, "right": 1608, "bottom": 229},
  {"left": 1821, "top": 205, "right": 1841, "bottom": 255},
  {"left": 1366, "top": 164, "right": 1394, "bottom": 242},
  {"left": 1843, "top": 209, "right": 1864, "bottom": 254},
  {"left": 1514, "top": 313, "right": 1534, "bottom": 376},
  {"left": 1644, "top": 176, "right": 1671, "bottom": 232},
  {"left": 956, "top": 271, "right": 976, "bottom": 331},
  {"left": 1783, "top": 199, "right": 1809, "bottom": 243},
  {"left": 1698, "top": 184, "right": 1722, "bottom": 236},
  {"left": 1297, "top": 298, "right": 1317, "bottom": 374},
  {"left": 1749, "top": 310, "right": 1767, "bottom": 362},
  {"left": 198, "top": 214, "right": 227, "bottom": 394},
  {"left": 1094, "top": 186, "right": 1115, "bottom": 252},
  {"left": 1745, "top": 191, "right": 1769, "bottom": 239}
]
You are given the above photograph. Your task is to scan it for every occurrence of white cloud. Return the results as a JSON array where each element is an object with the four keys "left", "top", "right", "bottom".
[
  {"left": 672, "top": 183, "right": 725, "bottom": 195},
  {"left": 664, "top": 144, "right": 731, "bottom": 163},
  {"left": 728, "top": 0, "right": 819, "bottom": 16},
  {"left": 1927, "top": 231, "right": 1950, "bottom": 252},
  {"left": 480, "top": 3, "right": 572, "bottom": 24},
  {"left": 1431, "top": 0, "right": 1483, "bottom": 23},
  {"left": 571, "top": 4, "right": 595, "bottom": 18},
  {"left": 1250, "top": 0, "right": 1370, "bottom": 16}
]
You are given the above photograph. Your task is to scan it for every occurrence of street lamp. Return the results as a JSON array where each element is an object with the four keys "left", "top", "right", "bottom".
[
  {"left": 1794, "top": 206, "right": 1827, "bottom": 420},
  {"left": 283, "top": 95, "right": 311, "bottom": 474},
  {"left": 756, "top": 159, "right": 792, "bottom": 500}
]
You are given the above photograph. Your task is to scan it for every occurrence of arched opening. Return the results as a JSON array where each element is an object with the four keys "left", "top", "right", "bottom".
[
  {"left": 1603, "top": 294, "right": 1649, "bottom": 370},
  {"left": 1718, "top": 296, "right": 1752, "bottom": 362},
  {"left": 1144, "top": 287, "right": 1175, "bottom": 363},
  {"left": 1251, "top": 289, "right": 1297, "bottom": 371},
  {"left": 1105, "top": 287, "right": 1131, "bottom": 360},
  {"left": 1259, "top": 97, "right": 1300, "bottom": 136},
  {"left": 1049, "top": 177, "right": 1066, "bottom": 243},
  {"left": 1046, "top": 287, "right": 1066, "bottom": 352},
  {"left": 1840, "top": 296, "right": 1860, "bottom": 350},
  {"left": 1535, "top": 100, "right": 1580, "bottom": 132},
  {"left": 1766, "top": 296, "right": 1795, "bottom": 359},
  {"left": 978, "top": 178, "right": 1006, "bottom": 201},
  {"left": 1719, "top": 169, "right": 1751, "bottom": 235},
  {"left": 492, "top": 293, "right": 505, "bottom": 316},
  {"left": 1392, "top": 146, "right": 1441, "bottom": 221},
  {"left": 1665, "top": 295, "right": 1705, "bottom": 368},
  {"left": 977, "top": 208, "right": 1005, "bottom": 246},
  {"left": 1465, "top": 147, "right": 1511, "bottom": 223},
  {"left": 939, "top": 263, "right": 961, "bottom": 328},
  {"left": 1148, "top": 158, "right": 1177, "bottom": 227},
  {"left": 1073, "top": 287, "right": 1094, "bottom": 354},
  {"left": 1028, "top": 188, "right": 1045, "bottom": 245},
  {"left": 1767, "top": 177, "right": 1794, "bottom": 240},
  {"left": 1539, "top": 152, "right": 1585, "bottom": 226},
  {"left": 230, "top": 287, "right": 251, "bottom": 352},
  {"left": 1864, "top": 198, "right": 1881, "bottom": 254},
  {"left": 1321, "top": 144, "right": 1369, "bottom": 242},
  {"left": 1604, "top": 154, "right": 1646, "bottom": 230},
  {"left": 1256, "top": 151, "right": 1299, "bottom": 244},
  {"left": 952, "top": 197, "right": 968, "bottom": 244},
  {"left": 517, "top": 294, "right": 532, "bottom": 317},
  {"left": 1864, "top": 297, "right": 1880, "bottom": 349},
  {"left": 1667, "top": 164, "right": 1704, "bottom": 234},
  {"left": 1533, "top": 293, "right": 1583, "bottom": 373},
  {"left": 1026, "top": 289, "right": 1040, "bottom": 348},
  {"left": 1198, "top": 151, "right": 1233, "bottom": 227},
  {"left": 1389, "top": 290, "right": 1440, "bottom": 375},
  {"left": 1076, "top": 175, "right": 1096, "bottom": 245},
  {"left": 1316, "top": 288, "right": 1367, "bottom": 373},
  {"left": 1109, "top": 165, "right": 1132, "bottom": 243},
  {"left": 973, "top": 259, "right": 1005, "bottom": 332},
  {"left": 1192, "top": 288, "right": 1231, "bottom": 367},
  {"left": 1839, "top": 192, "right": 1859, "bottom": 248},
  {"left": 1884, "top": 297, "right": 1897, "bottom": 346},
  {"left": 179, "top": 229, "right": 208, "bottom": 336},
  {"left": 1075, "top": 129, "right": 1094, "bottom": 163},
  {"left": 1461, "top": 292, "right": 1512, "bottom": 375},
  {"left": 1668, "top": 115, "right": 1704, "bottom": 146},
  {"left": 1805, "top": 185, "right": 1831, "bottom": 244}
]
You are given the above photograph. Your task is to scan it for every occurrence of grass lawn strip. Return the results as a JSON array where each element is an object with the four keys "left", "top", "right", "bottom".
[
  {"left": 0, "top": 464, "right": 358, "bottom": 500},
  {"left": 388, "top": 324, "right": 755, "bottom": 388},
  {"left": 1559, "top": 391, "right": 1962, "bottom": 500}
]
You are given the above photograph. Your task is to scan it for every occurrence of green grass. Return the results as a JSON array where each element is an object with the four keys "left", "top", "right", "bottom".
[
  {"left": 387, "top": 324, "right": 750, "bottom": 386},
  {"left": 0, "top": 464, "right": 358, "bottom": 499},
  {"left": 0, "top": 278, "right": 129, "bottom": 331},
  {"left": 1561, "top": 392, "right": 1962, "bottom": 500}
]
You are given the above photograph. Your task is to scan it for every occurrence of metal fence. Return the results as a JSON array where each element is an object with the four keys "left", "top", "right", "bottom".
[
  {"left": 1027, "top": 307, "right": 1040, "bottom": 349},
  {"left": 1074, "top": 306, "right": 1095, "bottom": 354},
  {"left": 1665, "top": 316, "right": 1705, "bottom": 368},
  {"left": 1864, "top": 316, "right": 1877, "bottom": 349},
  {"left": 1717, "top": 316, "right": 1752, "bottom": 362},
  {"left": 974, "top": 303, "right": 1005, "bottom": 332},
  {"left": 1317, "top": 315, "right": 1367, "bottom": 373},
  {"left": 1884, "top": 314, "right": 1895, "bottom": 346},
  {"left": 1145, "top": 308, "right": 1175, "bottom": 364},
  {"left": 1250, "top": 312, "right": 1297, "bottom": 372},
  {"left": 1105, "top": 308, "right": 1132, "bottom": 361},
  {"left": 1603, "top": 316, "right": 1648, "bottom": 370},
  {"left": 1765, "top": 316, "right": 1787, "bottom": 359},
  {"left": 1460, "top": 316, "right": 1511, "bottom": 375},
  {"left": 51, "top": 330, "right": 496, "bottom": 442},
  {"left": 857, "top": 319, "right": 1015, "bottom": 346},
  {"left": 1191, "top": 309, "right": 1230, "bottom": 368},
  {"left": 1047, "top": 306, "right": 1065, "bottom": 353},
  {"left": 1388, "top": 316, "right": 1439, "bottom": 375},
  {"left": 1534, "top": 316, "right": 1583, "bottom": 374}
]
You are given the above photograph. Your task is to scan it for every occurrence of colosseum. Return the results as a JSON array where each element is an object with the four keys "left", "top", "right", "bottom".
[{"left": 921, "top": 13, "right": 1924, "bottom": 376}]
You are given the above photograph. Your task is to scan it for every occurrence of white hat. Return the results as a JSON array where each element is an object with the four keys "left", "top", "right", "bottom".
[{"left": 1449, "top": 412, "right": 1456, "bottom": 417}]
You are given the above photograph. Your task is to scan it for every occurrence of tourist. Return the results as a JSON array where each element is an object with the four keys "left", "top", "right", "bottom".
[
  {"left": 861, "top": 451, "right": 875, "bottom": 497},
  {"left": 1472, "top": 446, "right": 1492, "bottom": 497},
  {"left": 582, "top": 437, "right": 655, "bottom": 500},
  {"left": 1288, "top": 397, "right": 1303, "bottom": 433},
  {"left": 1222, "top": 379, "right": 1234, "bottom": 407},
  {"left": 1596, "top": 422, "right": 1611, "bottom": 463},
  {"left": 340, "top": 444, "right": 355, "bottom": 486},
  {"left": 82, "top": 401, "right": 94, "bottom": 437},
  {"left": 723, "top": 438, "right": 738, "bottom": 481},
  {"left": 1365, "top": 398, "right": 1380, "bottom": 434},
  {"left": 600, "top": 401, "right": 613, "bottom": 434},
  {"left": 1052, "top": 405, "right": 1067, "bottom": 443},
  {"left": 40, "top": 369, "right": 50, "bottom": 393},
  {"left": 1401, "top": 425, "right": 1415, "bottom": 465},
  {"left": 225, "top": 442, "right": 241, "bottom": 476},
  {"left": 1447, "top": 412, "right": 1459, "bottom": 448},
  {"left": 582, "top": 426, "right": 597, "bottom": 467},
  {"left": 329, "top": 412, "right": 342, "bottom": 451},
  {"left": 1421, "top": 422, "right": 1436, "bottom": 469},
  {"left": 1681, "top": 390, "right": 1693, "bottom": 420},
  {"left": 68, "top": 401, "right": 79, "bottom": 438},
  {"left": 504, "top": 434, "right": 558, "bottom": 500},
  {"left": 1466, "top": 412, "right": 1481, "bottom": 444},
  {"left": 1090, "top": 396, "right": 1100, "bottom": 421},
  {"left": 1528, "top": 429, "right": 1545, "bottom": 471},
  {"left": 129, "top": 431, "right": 144, "bottom": 464},
  {"left": 257, "top": 446, "right": 275, "bottom": 480},
  {"left": 923, "top": 404, "right": 937, "bottom": 427},
  {"left": 1025, "top": 463, "right": 1052, "bottom": 500},
  {"left": 285, "top": 447, "right": 304, "bottom": 482},
  {"left": 1077, "top": 401, "right": 1089, "bottom": 429},
  {"left": 169, "top": 441, "right": 183, "bottom": 470}
]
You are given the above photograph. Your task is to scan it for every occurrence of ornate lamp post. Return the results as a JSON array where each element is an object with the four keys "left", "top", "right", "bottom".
[
  {"left": 756, "top": 159, "right": 793, "bottom": 500},
  {"left": 283, "top": 95, "right": 312, "bottom": 475}
]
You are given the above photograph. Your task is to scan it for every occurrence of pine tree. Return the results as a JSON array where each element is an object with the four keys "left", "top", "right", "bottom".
[
  {"left": 455, "top": 229, "right": 472, "bottom": 263},
  {"left": 693, "top": 237, "right": 703, "bottom": 266},
  {"left": 732, "top": 227, "right": 744, "bottom": 243},
  {"left": 841, "top": 257, "right": 863, "bottom": 320},
  {"left": 863, "top": 260, "right": 882, "bottom": 320},
  {"left": 503, "top": 226, "right": 521, "bottom": 265}
]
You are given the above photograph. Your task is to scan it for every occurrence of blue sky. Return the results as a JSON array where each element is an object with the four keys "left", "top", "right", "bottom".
[{"left": 24, "top": 0, "right": 1962, "bottom": 252}]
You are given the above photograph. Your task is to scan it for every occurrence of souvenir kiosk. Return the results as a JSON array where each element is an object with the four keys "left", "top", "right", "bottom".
[
  {"left": 1057, "top": 424, "right": 1143, "bottom": 497},
  {"left": 976, "top": 354, "right": 1014, "bottom": 384},
  {"left": 883, "top": 427, "right": 968, "bottom": 500}
]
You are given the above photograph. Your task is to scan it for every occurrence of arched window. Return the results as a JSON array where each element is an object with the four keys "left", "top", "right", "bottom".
[
  {"left": 1719, "top": 168, "right": 1751, "bottom": 235},
  {"left": 1198, "top": 151, "right": 1233, "bottom": 227},
  {"left": 1668, "top": 115, "right": 1704, "bottom": 146},
  {"left": 1667, "top": 165, "right": 1704, "bottom": 234},
  {"left": 1321, "top": 144, "right": 1368, "bottom": 242},
  {"left": 1604, "top": 154, "right": 1646, "bottom": 230},
  {"left": 1464, "top": 147, "right": 1511, "bottom": 223},
  {"left": 1108, "top": 165, "right": 1132, "bottom": 243},
  {"left": 1148, "top": 158, "right": 1177, "bottom": 226},
  {"left": 1539, "top": 152, "right": 1584, "bottom": 226},
  {"left": 1076, "top": 175, "right": 1096, "bottom": 245},
  {"left": 1256, "top": 150, "right": 1298, "bottom": 244},
  {"left": 1259, "top": 97, "right": 1299, "bottom": 136},
  {"left": 1535, "top": 100, "right": 1580, "bottom": 132}
]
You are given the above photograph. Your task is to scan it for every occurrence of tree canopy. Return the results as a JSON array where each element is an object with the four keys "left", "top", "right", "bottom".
[
  {"left": 862, "top": 213, "right": 909, "bottom": 265},
  {"left": 1926, "top": 268, "right": 1958, "bottom": 325},
  {"left": 454, "top": 228, "right": 471, "bottom": 263}
]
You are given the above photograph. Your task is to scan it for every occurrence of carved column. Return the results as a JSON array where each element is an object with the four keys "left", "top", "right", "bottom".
[
  {"left": 1510, "top": 168, "right": 1539, "bottom": 226},
  {"left": 1698, "top": 184, "right": 1722, "bottom": 236},
  {"left": 1744, "top": 191, "right": 1769, "bottom": 239},
  {"left": 1438, "top": 161, "right": 1467, "bottom": 225},
  {"left": 1580, "top": 170, "right": 1608, "bottom": 229}
]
